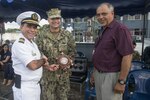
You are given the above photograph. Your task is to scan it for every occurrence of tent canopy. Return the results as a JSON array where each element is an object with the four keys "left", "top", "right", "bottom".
[{"left": 0, "top": 0, "right": 150, "bottom": 22}]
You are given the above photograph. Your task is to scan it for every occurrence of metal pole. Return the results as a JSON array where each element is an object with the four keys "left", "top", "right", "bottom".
[
  {"left": 141, "top": 13, "right": 146, "bottom": 59},
  {"left": 0, "top": 18, "right": 5, "bottom": 45},
  {"left": 141, "top": 0, "right": 150, "bottom": 60}
]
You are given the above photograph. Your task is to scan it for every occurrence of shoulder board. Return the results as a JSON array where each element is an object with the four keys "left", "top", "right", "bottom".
[{"left": 18, "top": 38, "right": 25, "bottom": 43}]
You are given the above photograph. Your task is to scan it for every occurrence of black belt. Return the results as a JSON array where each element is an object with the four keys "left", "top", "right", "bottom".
[
  {"left": 97, "top": 70, "right": 119, "bottom": 73},
  {"left": 97, "top": 70, "right": 105, "bottom": 73},
  {"left": 95, "top": 68, "right": 105, "bottom": 73}
]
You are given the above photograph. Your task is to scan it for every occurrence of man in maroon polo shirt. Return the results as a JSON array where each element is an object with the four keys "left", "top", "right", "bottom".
[{"left": 91, "top": 2, "right": 133, "bottom": 100}]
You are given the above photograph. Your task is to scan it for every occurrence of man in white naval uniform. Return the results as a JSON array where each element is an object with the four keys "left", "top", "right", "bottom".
[{"left": 11, "top": 11, "right": 59, "bottom": 100}]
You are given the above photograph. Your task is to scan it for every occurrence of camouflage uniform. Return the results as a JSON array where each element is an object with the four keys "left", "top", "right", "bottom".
[
  {"left": 132, "top": 50, "right": 141, "bottom": 61},
  {"left": 36, "top": 23, "right": 76, "bottom": 100}
]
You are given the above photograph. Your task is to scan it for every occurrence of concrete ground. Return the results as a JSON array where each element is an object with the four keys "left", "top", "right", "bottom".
[{"left": 0, "top": 71, "right": 13, "bottom": 100}]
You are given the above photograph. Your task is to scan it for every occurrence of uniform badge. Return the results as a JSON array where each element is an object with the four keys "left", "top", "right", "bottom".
[
  {"left": 18, "top": 38, "right": 25, "bottom": 43},
  {"left": 31, "top": 13, "right": 38, "bottom": 21},
  {"left": 32, "top": 51, "right": 36, "bottom": 56}
]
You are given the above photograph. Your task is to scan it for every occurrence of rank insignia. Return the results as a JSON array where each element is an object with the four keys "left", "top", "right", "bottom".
[{"left": 18, "top": 38, "right": 25, "bottom": 43}]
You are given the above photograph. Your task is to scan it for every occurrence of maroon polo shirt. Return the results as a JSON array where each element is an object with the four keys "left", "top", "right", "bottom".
[{"left": 92, "top": 20, "right": 134, "bottom": 72}]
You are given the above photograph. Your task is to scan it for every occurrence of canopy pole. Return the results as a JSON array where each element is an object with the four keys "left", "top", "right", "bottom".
[
  {"left": 141, "top": 0, "right": 149, "bottom": 60},
  {"left": 141, "top": 14, "right": 146, "bottom": 59},
  {"left": 0, "top": 18, "right": 5, "bottom": 45}
]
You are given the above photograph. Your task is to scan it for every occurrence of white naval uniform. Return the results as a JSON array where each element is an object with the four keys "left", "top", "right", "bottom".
[{"left": 12, "top": 33, "right": 43, "bottom": 100}]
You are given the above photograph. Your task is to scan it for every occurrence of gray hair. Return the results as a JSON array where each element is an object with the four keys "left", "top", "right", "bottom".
[{"left": 98, "top": 2, "right": 114, "bottom": 12}]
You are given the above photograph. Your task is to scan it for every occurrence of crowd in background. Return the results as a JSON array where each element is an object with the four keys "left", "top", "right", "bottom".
[{"left": 0, "top": 39, "right": 14, "bottom": 86}]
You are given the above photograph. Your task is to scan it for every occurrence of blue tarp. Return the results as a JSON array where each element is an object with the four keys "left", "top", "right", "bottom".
[{"left": 0, "top": 0, "right": 150, "bottom": 21}]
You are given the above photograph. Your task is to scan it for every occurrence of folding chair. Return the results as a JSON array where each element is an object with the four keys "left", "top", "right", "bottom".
[
  {"left": 123, "top": 69, "right": 150, "bottom": 100},
  {"left": 130, "top": 61, "right": 145, "bottom": 71},
  {"left": 84, "top": 64, "right": 96, "bottom": 100}
]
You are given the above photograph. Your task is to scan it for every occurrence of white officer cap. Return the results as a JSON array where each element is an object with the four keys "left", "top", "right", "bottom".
[{"left": 16, "top": 11, "right": 41, "bottom": 26}]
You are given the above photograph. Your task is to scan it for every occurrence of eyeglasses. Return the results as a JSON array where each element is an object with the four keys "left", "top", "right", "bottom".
[
  {"left": 96, "top": 12, "right": 108, "bottom": 17},
  {"left": 51, "top": 17, "right": 61, "bottom": 20}
]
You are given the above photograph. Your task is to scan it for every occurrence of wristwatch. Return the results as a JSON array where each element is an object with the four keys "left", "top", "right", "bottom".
[{"left": 118, "top": 79, "right": 126, "bottom": 85}]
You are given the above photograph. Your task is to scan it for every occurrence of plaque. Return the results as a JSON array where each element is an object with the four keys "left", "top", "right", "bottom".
[{"left": 57, "top": 52, "right": 72, "bottom": 69}]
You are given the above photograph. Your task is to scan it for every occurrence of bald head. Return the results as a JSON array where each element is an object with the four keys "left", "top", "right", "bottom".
[{"left": 97, "top": 3, "right": 114, "bottom": 12}]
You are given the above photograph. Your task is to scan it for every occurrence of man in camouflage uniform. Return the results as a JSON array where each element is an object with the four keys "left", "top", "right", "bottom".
[
  {"left": 36, "top": 8, "right": 76, "bottom": 100},
  {"left": 132, "top": 41, "right": 141, "bottom": 61},
  {"left": 133, "top": 51, "right": 141, "bottom": 61}
]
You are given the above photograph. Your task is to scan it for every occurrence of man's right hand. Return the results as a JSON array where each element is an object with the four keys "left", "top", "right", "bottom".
[
  {"left": 90, "top": 72, "right": 95, "bottom": 85},
  {"left": 46, "top": 64, "right": 59, "bottom": 71}
]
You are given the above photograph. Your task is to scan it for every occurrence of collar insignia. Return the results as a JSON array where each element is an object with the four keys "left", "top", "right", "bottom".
[{"left": 32, "top": 51, "right": 36, "bottom": 56}]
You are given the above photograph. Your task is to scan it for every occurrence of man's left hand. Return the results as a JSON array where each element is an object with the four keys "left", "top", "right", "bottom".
[{"left": 114, "top": 82, "right": 125, "bottom": 94}]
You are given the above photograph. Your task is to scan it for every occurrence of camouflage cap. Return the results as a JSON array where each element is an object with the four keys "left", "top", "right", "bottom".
[{"left": 47, "top": 8, "right": 61, "bottom": 18}]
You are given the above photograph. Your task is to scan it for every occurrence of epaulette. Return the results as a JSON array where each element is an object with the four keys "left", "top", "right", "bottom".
[{"left": 18, "top": 38, "right": 25, "bottom": 43}]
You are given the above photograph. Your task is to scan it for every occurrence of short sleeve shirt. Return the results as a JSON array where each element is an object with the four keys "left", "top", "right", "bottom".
[
  {"left": 92, "top": 20, "right": 134, "bottom": 72},
  {"left": 12, "top": 33, "right": 42, "bottom": 81}
]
